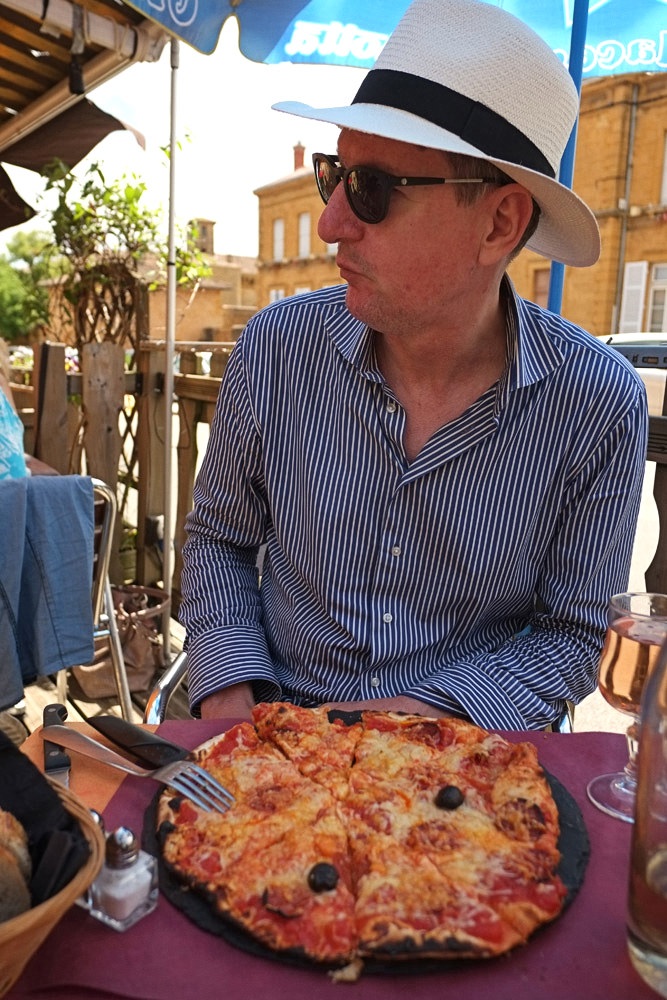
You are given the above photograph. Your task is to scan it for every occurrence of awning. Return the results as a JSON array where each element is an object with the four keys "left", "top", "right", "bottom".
[
  {"left": 0, "top": 97, "right": 145, "bottom": 231},
  {"left": 2, "top": 98, "right": 144, "bottom": 172},
  {"left": 0, "top": 163, "right": 35, "bottom": 228}
]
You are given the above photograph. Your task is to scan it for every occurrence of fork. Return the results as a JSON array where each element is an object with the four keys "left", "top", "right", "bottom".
[{"left": 40, "top": 725, "right": 234, "bottom": 814}]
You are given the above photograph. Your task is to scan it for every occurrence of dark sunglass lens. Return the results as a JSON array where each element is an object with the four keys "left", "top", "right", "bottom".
[
  {"left": 315, "top": 158, "right": 339, "bottom": 202},
  {"left": 346, "top": 167, "right": 386, "bottom": 223}
]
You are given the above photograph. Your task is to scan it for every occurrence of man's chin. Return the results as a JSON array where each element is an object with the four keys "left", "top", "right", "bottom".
[{"left": 343, "top": 283, "right": 374, "bottom": 328}]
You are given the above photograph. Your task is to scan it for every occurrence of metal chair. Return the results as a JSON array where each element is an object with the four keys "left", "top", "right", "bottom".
[
  {"left": 56, "top": 479, "right": 133, "bottom": 720},
  {"left": 143, "top": 648, "right": 188, "bottom": 723},
  {"left": 550, "top": 701, "right": 575, "bottom": 733}
]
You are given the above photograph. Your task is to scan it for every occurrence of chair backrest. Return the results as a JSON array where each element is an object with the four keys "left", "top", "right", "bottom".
[
  {"left": 72, "top": 478, "right": 134, "bottom": 720},
  {"left": 90, "top": 479, "right": 117, "bottom": 625}
]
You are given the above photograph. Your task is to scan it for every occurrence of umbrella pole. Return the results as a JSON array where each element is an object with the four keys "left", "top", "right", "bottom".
[
  {"left": 162, "top": 36, "right": 179, "bottom": 663},
  {"left": 547, "top": 0, "right": 589, "bottom": 315}
]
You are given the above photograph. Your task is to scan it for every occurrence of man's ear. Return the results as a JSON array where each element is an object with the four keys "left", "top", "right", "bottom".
[{"left": 478, "top": 184, "right": 535, "bottom": 265}]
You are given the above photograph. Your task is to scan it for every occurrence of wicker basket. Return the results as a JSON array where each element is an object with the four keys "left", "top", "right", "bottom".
[{"left": 0, "top": 781, "right": 105, "bottom": 997}]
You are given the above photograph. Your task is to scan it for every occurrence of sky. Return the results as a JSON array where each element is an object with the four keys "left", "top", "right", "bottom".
[{"left": 2, "top": 19, "right": 365, "bottom": 259}]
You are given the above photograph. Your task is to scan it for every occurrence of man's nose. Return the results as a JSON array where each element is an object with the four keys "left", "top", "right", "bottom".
[{"left": 317, "top": 183, "right": 363, "bottom": 244}]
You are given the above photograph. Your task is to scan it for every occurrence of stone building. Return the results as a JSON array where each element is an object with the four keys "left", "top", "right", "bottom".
[
  {"left": 148, "top": 229, "right": 258, "bottom": 345},
  {"left": 509, "top": 72, "right": 667, "bottom": 336},
  {"left": 254, "top": 143, "right": 342, "bottom": 307}
]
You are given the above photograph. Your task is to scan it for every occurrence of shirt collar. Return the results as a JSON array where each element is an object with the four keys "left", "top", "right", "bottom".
[
  {"left": 324, "top": 295, "right": 379, "bottom": 378},
  {"left": 324, "top": 278, "right": 565, "bottom": 393},
  {"left": 503, "top": 276, "right": 565, "bottom": 391}
]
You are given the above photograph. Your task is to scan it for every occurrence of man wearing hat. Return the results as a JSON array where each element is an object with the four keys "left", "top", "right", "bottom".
[{"left": 180, "top": 0, "right": 647, "bottom": 730}]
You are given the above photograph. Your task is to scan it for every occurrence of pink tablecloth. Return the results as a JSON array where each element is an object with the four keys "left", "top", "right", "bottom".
[{"left": 7, "top": 723, "right": 655, "bottom": 1000}]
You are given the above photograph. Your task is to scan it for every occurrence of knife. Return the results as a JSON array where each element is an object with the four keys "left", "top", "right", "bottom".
[
  {"left": 42, "top": 703, "right": 71, "bottom": 786},
  {"left": 89, "top": 715, "right": 190, "bottom": 768}
]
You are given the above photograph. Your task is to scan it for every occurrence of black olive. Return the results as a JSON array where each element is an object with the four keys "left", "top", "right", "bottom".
[
  {"left": 308, "top": 862, "right": 339, "bottom": 892},
  {"left": 435, "top": 785, "right": 464, "bottom": 810}
]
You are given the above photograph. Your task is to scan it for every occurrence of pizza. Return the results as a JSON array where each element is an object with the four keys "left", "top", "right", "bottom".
[{"left": 156, "top": 703, "right": 572, "bottom": 979}]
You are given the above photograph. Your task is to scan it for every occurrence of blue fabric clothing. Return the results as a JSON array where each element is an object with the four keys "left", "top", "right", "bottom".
[
  {"left": 180, "top": 281, "right": 648, "bottom": 729},
  {"left": 0, "top": 389, "right": 28, "bottom": 479},
  {"left": 0, "top": 475, "right": 95, "bottom": 710}
]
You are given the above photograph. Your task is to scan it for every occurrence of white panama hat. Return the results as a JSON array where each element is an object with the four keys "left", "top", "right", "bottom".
[{"left": 273, "top": 0, "right": 600, "bottom": 267}]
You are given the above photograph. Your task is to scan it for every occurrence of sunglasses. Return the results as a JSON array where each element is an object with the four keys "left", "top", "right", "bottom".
[{"left": 312, "top": 152, "right": 498, "bottom": 224}]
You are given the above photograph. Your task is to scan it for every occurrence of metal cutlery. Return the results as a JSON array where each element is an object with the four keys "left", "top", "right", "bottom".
[
  {"left": 89, "top": 715, "right": 192, "bottom": 769},
  {"left": 39, "top": 725, "right": 234, "bottom": 814},
  {"left": 42, "top": 704, "right": 71, "bottom": 786}
]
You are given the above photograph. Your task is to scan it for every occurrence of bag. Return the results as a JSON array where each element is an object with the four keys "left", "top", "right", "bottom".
[{"left": 71, "top": 585, "right": 169, "bottom": 700}]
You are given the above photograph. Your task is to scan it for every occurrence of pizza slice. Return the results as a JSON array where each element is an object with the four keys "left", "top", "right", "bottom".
[
  {"left": 252, "top": 701, "right": 363, "bottom": 798},
  {"left": 350, "top": 834, "right": 526, "bottom": 959},
  {"left": 344, "top": 712, "right": 567, "bottom": 958},
  {"left": 158, "top": 720, "right": 358, "bottom": 966}
]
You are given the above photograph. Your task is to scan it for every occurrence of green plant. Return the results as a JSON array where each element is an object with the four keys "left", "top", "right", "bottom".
[{"left": 41, "top": 159, "right": 210, "bottom": 354}]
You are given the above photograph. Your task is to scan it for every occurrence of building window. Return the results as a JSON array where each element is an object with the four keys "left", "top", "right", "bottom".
[
  {"left": 298, "top": 212, "right": 310, "bottom": 258},
  {"left": 648, "top": 264, "right": 667, "bottom": 332},
  {"left": 272, "top": 218, "right": 284, "bottom": 262},
  {"left": 532, "top": 268, "right": 550, "bottom": 309},
  {"left": 269, "top": 288, "right": 285, "bottom": 303},
  {"left": 326, "top": 242, "right": 337, "bottom": 256},
  {"left": 294, "top": 286, "right": 311, "bottom": 296}
]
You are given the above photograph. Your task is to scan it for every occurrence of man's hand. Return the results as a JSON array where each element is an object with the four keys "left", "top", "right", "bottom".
[
  {"left": 323, "top": 695, "right": 446, "bottom": 717},
  {"left": 200, "top": 681, "right": 255, "bottom": 719}
]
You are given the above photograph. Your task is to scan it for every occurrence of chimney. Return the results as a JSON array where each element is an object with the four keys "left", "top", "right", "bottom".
[{"left": 293, "top": 142, "right": 305, "bottom": 171}]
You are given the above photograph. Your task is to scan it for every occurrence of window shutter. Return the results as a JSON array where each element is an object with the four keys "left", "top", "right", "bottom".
[
  {"left": 619, "top": 261, "right": 648, "bottom": 334},
  {"left": 298, "top": 213, "right": 310, "bottom": 259},
  {"left": 272, "top": 219, "right": 284, "bottom": 262}
]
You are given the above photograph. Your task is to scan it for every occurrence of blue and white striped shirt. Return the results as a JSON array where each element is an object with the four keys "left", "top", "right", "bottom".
[{"left": 180, "top": 282, "right": 648, "bottom": 729}]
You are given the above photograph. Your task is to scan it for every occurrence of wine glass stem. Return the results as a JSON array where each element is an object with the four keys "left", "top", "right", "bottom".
[{"left": 624, "top": 720, "right": 640, "bottom": 785}]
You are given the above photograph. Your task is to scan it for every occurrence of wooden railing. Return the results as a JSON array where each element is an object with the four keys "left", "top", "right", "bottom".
[
  {"left": 172, "top": 346, "right": 233, "bottom": 608},
  {"left": 9, "top": 340, "right": 234, "bottom": 596}
]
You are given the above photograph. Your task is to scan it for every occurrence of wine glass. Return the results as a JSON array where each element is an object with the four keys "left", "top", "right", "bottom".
[{"left": 586, "top": 592, "right": 667, "bottom": 823}]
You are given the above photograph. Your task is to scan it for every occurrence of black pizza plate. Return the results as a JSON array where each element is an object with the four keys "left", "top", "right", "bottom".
[{"left": 142, "top": 720, "right": 590, "bottom": 976}]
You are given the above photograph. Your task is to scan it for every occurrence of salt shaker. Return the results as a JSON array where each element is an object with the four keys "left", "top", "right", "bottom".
[
  {"left": 627, "top": 635, "right": 667, "bottom": 996},
  {"left": 88, "top": 826, "right": 158, "bottom": 932}
]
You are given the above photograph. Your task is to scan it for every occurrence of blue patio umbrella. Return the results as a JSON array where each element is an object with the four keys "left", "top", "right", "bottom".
[
  {"left": 120, "top": 0, "right": 666, "bottom": 639},
  {"left": 126, "top": 1, "right": 667, "bottom": 73}
]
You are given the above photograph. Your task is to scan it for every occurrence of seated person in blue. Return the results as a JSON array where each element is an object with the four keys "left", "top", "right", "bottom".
[
  {"left": 0, "top": 347, "right": 28, "bottom": 480},
  {"left": 179, "top": 0, "right": 648, "bottom": 730},
  {"left": 0, "top": 343, "right": 59, "bottom": 479},
  {"left": 0, "top": 346, "right": 29, "bottom": 740}
]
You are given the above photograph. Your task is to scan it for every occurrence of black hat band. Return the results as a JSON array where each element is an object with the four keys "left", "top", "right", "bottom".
[{"left": 352, "top": 68, "right": 555, "bottom": 179}]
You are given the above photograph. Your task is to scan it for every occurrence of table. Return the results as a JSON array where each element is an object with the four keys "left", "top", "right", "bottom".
[{"left": 8, "top": 723, "right": 659, "bottom": 1000}]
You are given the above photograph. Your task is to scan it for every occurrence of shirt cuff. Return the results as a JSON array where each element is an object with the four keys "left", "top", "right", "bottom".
[
  {"left": 186, "top": 626, "right": 281, "bottom": 716},
  {"left": 408, "top": 661, "right": 530, "bottom": 730}
]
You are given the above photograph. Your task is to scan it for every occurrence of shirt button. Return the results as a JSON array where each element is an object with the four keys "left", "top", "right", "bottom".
[
  {"left": 386, "top": 399, "right": 397, "bottom": 413},
  {"left": 370, "top": 677, "right": 380, "bottom": 688},
  {"left": 383, "top": 612, "right": 393, "bottom": 623},
  {"left": 391, "top": 545, "right": 401, "bottom": 557}
]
